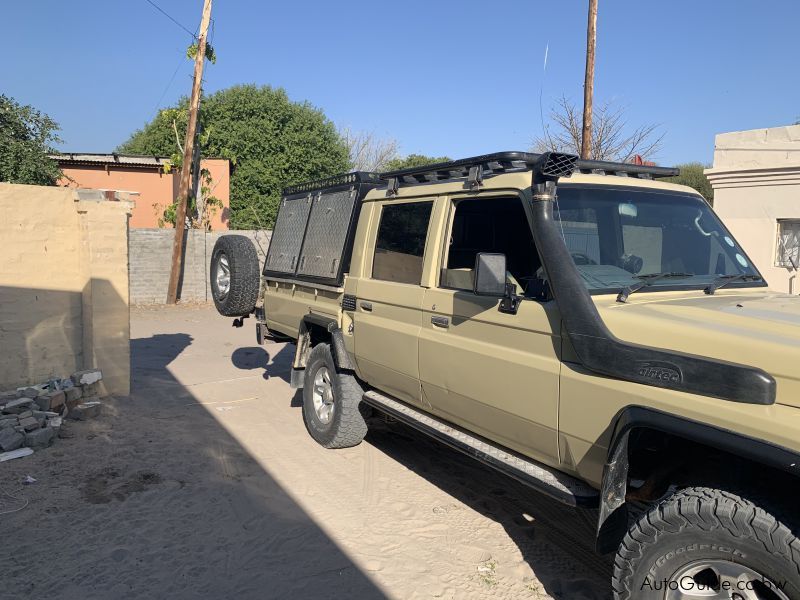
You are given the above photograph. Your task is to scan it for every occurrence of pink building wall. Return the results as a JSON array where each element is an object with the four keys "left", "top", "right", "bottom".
[{"left": 58, "top": 157, "right": 230, "bottom": 230}]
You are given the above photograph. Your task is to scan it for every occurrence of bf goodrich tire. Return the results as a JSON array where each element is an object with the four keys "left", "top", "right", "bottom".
[
  {"left": 302, "top": 343, "right": 368, "bottom": 449},
  {"left": 613, "top": 487, "right": 800, "bottom": 600},
  {"left": 210, "top": 235, "right": 259, "bottom": 317}
]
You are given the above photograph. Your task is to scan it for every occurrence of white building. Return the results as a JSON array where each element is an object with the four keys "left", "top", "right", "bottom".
[{"left": 706, "top": 125, "right": 800, "bottom": 294}]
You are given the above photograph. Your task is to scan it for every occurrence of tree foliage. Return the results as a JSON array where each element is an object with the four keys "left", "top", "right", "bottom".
[
  {"left": 662, "top": 162, "right": 714, "bottom": 202},
  {"left": 532, "top": 95, "right": 663, "bottom": 163},
  {"left": 157, "top": 167, "right": 224, "bottom": 230},
  {"left": 0, "top": 94, "right": 62, "bottom": 185},
  {"left": 384, "top": 153, "right": 452, "bottom": 171},
  {"left": 118, "top": 85, "right": 350, "bottom": 229},
  {"left": 186, "top": 41, "right": 216, "bottom": 64}
]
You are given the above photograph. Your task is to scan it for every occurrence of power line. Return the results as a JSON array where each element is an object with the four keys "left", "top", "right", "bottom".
[
  {"left": 142, "top": 0, "right": 197, "bottom": 39},
  {"left": 152, "top": 53, "right": 189, "bottom": 117}
]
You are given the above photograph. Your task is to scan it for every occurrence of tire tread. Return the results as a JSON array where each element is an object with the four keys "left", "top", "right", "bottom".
[
  {"left": 612, "top": 486, "right": 800, "bottom": 599},
  {"left": 304, "top": 344, "right": 367, "bottom": 449},
  {"left": 211, "top": 235, "right": 259, "bottom": 317}
]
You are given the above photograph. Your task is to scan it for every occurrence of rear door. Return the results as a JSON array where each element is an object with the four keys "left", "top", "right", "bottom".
[{"left": 352, "top": 199, "right": 435, "bottom": 406}]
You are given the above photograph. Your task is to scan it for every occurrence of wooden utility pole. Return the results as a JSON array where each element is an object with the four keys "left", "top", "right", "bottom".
[
  {"left": 167, "top": 0, "right": 213, "bottom": 304},
  {"left": 580, "top": 0, "right": 598, "bottom": 160}
]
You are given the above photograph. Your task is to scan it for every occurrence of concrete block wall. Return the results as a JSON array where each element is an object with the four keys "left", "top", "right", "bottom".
[
  {"left": 0, "top": 184, "right": 132, "bottom": 396},
  {"left": 129, "top": 229, "right": 271, "bottom": 304}
]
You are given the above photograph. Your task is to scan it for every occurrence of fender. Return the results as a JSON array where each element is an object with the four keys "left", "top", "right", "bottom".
[
  {"left": 595, "top": 405, "right": 800, "bottom": 553},
  {"left": 290, "top": 314, "right": 354, "bottom": 389}
]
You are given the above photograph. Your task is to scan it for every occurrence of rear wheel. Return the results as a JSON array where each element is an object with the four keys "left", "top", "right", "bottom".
[
  {"left": 210, "top": 235, "right": 259, "bottom": 316},
  {"left": 613, "top": 487, "right": 800, "bottom": 600},
  {"left": 302, "top": 343, "right": 367, "bottom": 449}
]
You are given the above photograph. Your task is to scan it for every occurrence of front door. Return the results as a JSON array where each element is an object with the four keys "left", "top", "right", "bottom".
[
  {"left": 419, "top": 195, "right": 562, "bottom": 465},
  {"left": 352, "top": 199, "right": 435, "bottom": 406}
]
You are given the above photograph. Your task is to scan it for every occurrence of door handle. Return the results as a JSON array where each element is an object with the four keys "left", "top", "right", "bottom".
[
  {"left": 430, "top": 315, "right": 449, "bottom": 328},
  {"left": 360, "top": 301, "right": 373, "bottom": 312}
]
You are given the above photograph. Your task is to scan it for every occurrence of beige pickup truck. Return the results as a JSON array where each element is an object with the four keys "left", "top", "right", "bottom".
[{"left": 211, "top": 152, "right": 800, "bottom": 600}]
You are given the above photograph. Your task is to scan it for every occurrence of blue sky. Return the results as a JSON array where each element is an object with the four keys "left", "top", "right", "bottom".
[{"left": 2, "top": 1, "right": 798, "bottom": 166}]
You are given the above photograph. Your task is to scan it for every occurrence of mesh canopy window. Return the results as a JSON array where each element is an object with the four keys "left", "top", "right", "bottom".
[
  {"left": 297, "top": 189, "right": 357, "bottom": 279},
  {"left": 263, "top": 195, "right": 313, "bottom": 274}
]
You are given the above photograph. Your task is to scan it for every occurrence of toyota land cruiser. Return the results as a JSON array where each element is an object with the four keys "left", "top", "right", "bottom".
[{"left": 211, "top": 152, "right": 800, "bottom": 599}]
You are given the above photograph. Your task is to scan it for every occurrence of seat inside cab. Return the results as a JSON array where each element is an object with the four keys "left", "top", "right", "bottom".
[{"left": 441, "top": 197, "right": 542, "bottom": 296}]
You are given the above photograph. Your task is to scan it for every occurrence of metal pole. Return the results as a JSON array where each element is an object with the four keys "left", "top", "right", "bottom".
[{"left": 166, "top": 0, "right": 213, "bottom": 304}]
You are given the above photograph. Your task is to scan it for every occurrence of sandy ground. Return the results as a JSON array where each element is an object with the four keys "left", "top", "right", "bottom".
[{"left": 1, "top": 305, "right": 611, "bottom": 600}]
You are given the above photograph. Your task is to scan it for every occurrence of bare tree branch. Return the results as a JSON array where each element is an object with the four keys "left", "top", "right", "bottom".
[
  {"left": 172, "top": 119, "right": 184, "bottom": 155},
  {"left": 532, "top": 95, "right": 663, "bottom": 163},
  {"left": 340, "top": 127, "right": 399, "bottom": 172}
]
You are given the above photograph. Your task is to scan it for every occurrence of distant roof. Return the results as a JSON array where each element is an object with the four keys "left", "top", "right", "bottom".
[
  {"left": 51, "top": 153, "right": 171, "bottom": 169},
  {"left": 51, "top": 153, "right": 230, "bottom": 169}
]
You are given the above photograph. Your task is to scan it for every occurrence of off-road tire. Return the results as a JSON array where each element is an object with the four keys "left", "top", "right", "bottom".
[
  {"left": 613, "top": 487, "right": 800, "bottom": 599},
  {"left": 210, "top": 235, "right": 260, "bottom": 317},
  {"left": 302, "top": 343, "right": 368, "bottom": 449}
]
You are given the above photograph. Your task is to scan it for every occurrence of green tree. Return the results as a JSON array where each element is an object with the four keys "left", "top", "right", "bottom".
[
  {"left": 0, "top": 95, "right": 62, "bottom": 185},
  {"left": 118, "top": 85, "right": 350, "bottom": 229},
  {"left": 384, "top": 153, "right": 452, "bottom": 171},
  {"left": 662, "top": 162, "right": 714, "bottom": 202}
]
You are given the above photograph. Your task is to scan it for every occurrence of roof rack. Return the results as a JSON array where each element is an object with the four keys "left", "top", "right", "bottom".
[
  {"left": 576, "top": 159, "right": 679, "bottom": 179},
  {"left": 379, "top": 151, "right": 679, "bottom": 187},
  {"left": 283, "top": 171, "right": 381, "bottom": 195}
]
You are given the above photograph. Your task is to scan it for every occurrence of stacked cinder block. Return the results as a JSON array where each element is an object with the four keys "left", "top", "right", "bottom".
[{"left": 0, "top": 369, "right": 105, "bottom": 457}]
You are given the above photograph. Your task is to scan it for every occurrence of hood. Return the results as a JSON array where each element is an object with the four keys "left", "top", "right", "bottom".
[{"left": 595, "top": 290, "right": 800, "bottom": 408}]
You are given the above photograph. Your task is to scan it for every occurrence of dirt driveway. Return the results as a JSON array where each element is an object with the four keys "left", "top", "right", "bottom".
[{"left": 1, "top": 306, "right": 611, "bottom": 599}]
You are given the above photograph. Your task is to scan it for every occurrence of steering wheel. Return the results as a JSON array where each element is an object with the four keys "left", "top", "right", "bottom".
[{"left": 571, "top": 252, "right": 597, "bottom": 265}]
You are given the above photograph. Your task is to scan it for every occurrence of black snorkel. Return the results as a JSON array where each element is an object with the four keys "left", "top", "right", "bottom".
[{"left": 527, "top": 153, "right": 775, "bottom": 405}]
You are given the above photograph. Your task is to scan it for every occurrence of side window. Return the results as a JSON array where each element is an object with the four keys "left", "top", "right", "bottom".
[
  {"left": 441, "top": 197, "right": 541, "bottom": 295},
  {"left": 372, "top": 201, "right": 433, "bottom": 284}
]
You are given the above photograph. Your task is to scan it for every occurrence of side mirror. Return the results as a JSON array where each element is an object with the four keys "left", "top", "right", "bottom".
[{"left": 474, "top": 253, "right": 507, "bottom": 296}]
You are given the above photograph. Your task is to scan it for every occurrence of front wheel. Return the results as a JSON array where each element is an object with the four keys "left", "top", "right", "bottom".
[
  {"left": 302, "top": 343, "right": 367, "bottom": 449},
  {"left": 613, "top": 487, "right": 800, "bottom": 600}
]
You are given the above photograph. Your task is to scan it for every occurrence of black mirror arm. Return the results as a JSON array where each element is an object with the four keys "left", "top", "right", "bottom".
[{"left": 498, "top": 282, "right": 522, "bottom": 315}]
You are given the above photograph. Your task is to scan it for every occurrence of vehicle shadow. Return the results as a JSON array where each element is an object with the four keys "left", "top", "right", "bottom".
[
  {"left": 231, "top": 343, "right": 293, "bottom": 384},
  {"left": 266, "top": 346, "right": 613, "bottom": 599},
  {"left": 130, "top": 333, "right": 385, "bottom": 599},
  {"left": 363, "top": 418, "right": 613, "bottom": 599},
  {"left": 1, "top": 329, "right": 387, "bottom": 600}
]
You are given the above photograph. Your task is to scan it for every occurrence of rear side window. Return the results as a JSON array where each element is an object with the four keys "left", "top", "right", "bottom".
[{"left": 372, "top": 202, "right": 433, "bottom": 284}]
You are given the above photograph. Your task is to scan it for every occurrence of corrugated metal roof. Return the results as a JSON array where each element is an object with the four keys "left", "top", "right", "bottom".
[{"left": 51, "top": 153, "right": 172, "bottom": 168}]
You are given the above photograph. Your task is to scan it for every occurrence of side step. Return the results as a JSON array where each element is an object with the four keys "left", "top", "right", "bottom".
[{"left": 362, "top": 390, "right": 599, "bottom": 508}]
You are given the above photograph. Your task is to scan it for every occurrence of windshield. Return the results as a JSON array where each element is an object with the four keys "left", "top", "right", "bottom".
[{"left": 553, "top": 185, "right": 763, "bottom": 292}]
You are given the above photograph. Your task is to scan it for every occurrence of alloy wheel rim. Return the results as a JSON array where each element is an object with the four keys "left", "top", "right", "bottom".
[
  {"left": 664, "top": 559, "right": 790, "bottom": 600},
  {"left": 312, "top": 366, "right": 335, "bottom": 424},
  {"left": 215, "top": 254, "right": 231, "bottom": 299}
]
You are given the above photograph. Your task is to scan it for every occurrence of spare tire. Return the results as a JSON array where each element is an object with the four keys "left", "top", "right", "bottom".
[{"left": 210, "top": 235, "right": 260, "bottom": 316}]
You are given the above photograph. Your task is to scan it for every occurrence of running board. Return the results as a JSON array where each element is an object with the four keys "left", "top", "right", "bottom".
[{"left": 362, "top": 390, "right": 599, "bottom": 508}]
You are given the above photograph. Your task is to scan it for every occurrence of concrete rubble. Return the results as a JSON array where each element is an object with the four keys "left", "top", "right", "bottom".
[{"left": 0, "top": 369, "right": 104, "bottom": 460}]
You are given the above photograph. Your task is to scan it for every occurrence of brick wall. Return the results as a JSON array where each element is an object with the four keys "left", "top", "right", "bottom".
[{"left": 129, "top": 229, "right": 271, "bottom": 304}]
